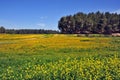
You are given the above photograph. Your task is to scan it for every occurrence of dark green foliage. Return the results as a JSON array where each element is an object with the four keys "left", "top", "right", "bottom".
[
  {"left": 0, "top": 26, "right": 5, "bottom": 33},
  {"left": 0, "top": 26, "right": 59, "bottom": 34},
  {"left": 5, "top": 29, "right": 59, "bottom": 34},
  {"left": 58, "top": 11, "right": 120, "bottom": 34}
]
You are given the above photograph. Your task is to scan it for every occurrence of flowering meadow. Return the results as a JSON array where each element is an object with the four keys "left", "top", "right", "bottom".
[{"left": 0, "top": 34, "right": 120, "bottom": 80}]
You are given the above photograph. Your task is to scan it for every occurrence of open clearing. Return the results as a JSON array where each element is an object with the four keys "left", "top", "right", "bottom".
[{"left": 0, "top": 34, "right": 120, "bottom": 80}]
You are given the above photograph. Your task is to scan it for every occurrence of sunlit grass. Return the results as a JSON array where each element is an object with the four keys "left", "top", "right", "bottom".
[{"left": 0, "top": 34, "right": 110, "bottom": 53}]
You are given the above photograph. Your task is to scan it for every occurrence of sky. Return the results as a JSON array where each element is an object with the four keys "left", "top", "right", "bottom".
[{"left": 0, "top": 0, "right": 120, "bottom": 30}]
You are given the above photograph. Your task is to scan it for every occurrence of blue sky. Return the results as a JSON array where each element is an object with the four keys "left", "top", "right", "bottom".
[{"left": 0, "top": 0, "right": 120, "bottom": 30}]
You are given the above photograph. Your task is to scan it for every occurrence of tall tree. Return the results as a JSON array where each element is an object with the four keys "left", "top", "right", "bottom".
[
  {"left": 58, "top": 11, "right": 120, "bottom": 34},
  {"left": 0, "top": 26, "right": 5, "bottom": 33}
]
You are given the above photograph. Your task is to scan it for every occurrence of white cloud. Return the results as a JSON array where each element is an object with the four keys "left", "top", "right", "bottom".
[
  {"left": 37, "top": 23, "right": 46, "bottom": 27},
  {"left": 40, "top": 16, "right": 47, "bottom": 20}
]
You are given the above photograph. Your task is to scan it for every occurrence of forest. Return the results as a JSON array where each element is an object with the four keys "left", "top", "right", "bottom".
[
  {"left": 58, "top": 11, "right": 120, "bottom": 34},
  {"left": 0, "top": 27, "right": 59, "bottom": 34}
]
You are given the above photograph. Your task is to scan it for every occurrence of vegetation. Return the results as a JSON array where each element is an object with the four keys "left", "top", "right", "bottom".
[
  {"left": 0, "top": 11, "right": 120, "bottom": 79},
  {"left": 0, "top": 26, "right": 5, "bottom": 33},
  {"left": 0, "top": 34, "right": 120, "bottom": 79},
  {"left": 58, "top": 11, "right": 120, "bottom": 34},
  {"left": 0, "top": 26, "right": 59, "bottom": 34}
]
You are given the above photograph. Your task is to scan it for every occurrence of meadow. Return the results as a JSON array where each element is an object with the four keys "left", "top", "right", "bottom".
[{"left": 0, "top": 34, "right": 120, "bottom": 80}]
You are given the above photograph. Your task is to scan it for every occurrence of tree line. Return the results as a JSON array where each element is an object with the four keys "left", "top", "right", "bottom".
[
  {"left": 0, "top": 26, "right": 59, "bottom": 34},
  {"left": 58, "top": 11, "right": 120, "bottom": 34},
  {"left": 1, "top": 11, "right": 120, "bottom": 34}
]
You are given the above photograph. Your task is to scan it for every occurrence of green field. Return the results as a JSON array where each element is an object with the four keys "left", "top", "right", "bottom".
[{"left": 0, "top": 34, "right": 120, "bottom": 80}]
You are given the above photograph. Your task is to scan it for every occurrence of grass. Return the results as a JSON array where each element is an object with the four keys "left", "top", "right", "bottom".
[{"left": 0, "top": 34, "right": 120, "bottom": 80}]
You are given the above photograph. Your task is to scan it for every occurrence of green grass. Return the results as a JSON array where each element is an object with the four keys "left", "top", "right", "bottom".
[{"left": 0, "top": 34, "right": 120, "bottom": 80}]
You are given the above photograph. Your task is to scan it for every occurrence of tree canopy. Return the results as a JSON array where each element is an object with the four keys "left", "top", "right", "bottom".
[
  {"left": 58, "top": 11, "right": 120, "bottom": 34},
  {"left": 0, "top": 26, "right": 5, "bottom": 33},
  {"left": 0, "top": 26, "right": 59, "bottom": 34}
]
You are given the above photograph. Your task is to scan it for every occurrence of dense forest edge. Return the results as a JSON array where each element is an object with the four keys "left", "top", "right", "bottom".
[
  {"left": 0, "top": 27, "right": 59, "bottom": 34},
  {"left": 58, "top": 11, "right": 120, "bottom": 34},
  {"left": 0, "top": 11, "right": 120, "bottom": 34}
]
